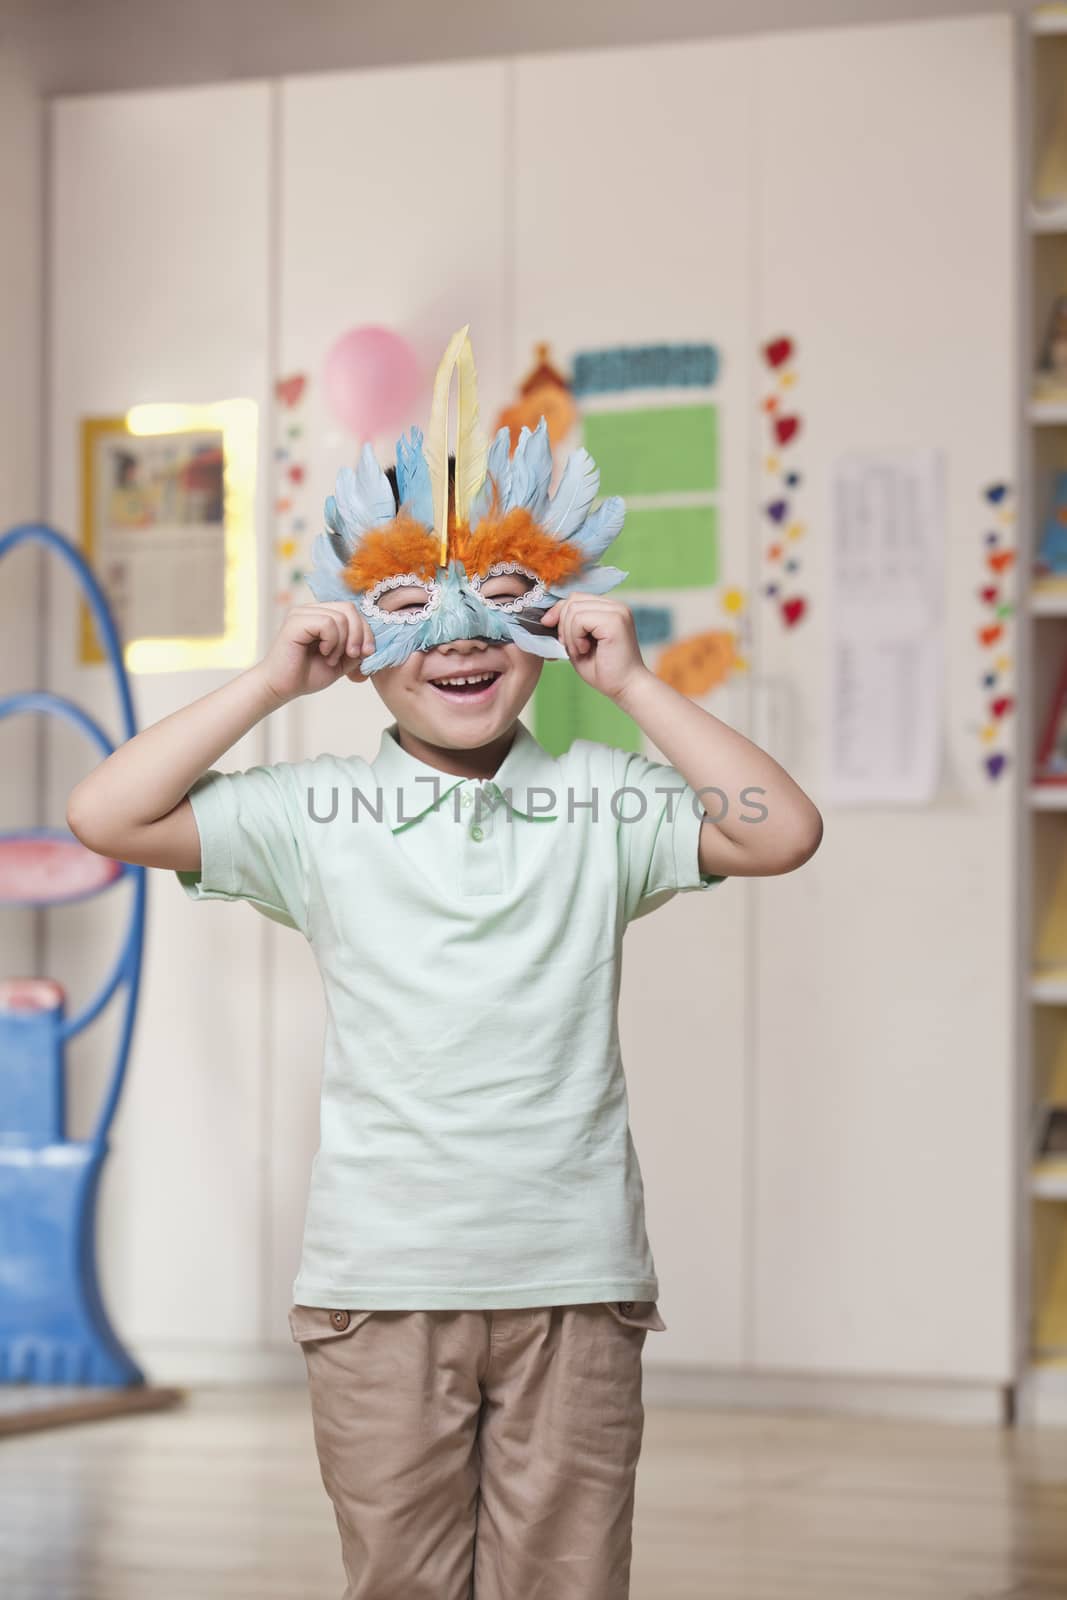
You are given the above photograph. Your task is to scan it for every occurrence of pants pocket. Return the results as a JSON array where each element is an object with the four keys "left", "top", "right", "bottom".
[
  {"left": 288, "top": 1304, "right": 376, "bottom": 1344},
  {"left": 601, "top": 1300, "right": 667, "bottom": 1331}
]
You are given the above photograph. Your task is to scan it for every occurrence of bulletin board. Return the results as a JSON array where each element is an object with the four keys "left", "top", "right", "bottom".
[{"left": 531, "top": 341, "right": 747, "bottom": 757}]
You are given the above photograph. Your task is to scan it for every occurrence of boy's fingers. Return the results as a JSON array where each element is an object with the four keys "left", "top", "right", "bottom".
[
  {"left": 340, "top": 602, "right": 362, "bottom": 656},
  {"left": 323, "top": 615, "right": 342, "bottom": 661},
  {"left": 559, "top": 606, "right": 576, "bottom": 660}
]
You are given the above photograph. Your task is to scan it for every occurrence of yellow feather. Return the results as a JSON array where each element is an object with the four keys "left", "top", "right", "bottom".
[
  {"left": 425, "top": 324, "right": 469, "bottom": 567},
  {"left": 454, "top": 333, "right": 489, "bottom": 530}
]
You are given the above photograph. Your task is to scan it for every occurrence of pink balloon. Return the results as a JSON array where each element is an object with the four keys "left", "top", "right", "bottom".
[{"left": 322, "top": 326, "right": 422, "bottom": 440}]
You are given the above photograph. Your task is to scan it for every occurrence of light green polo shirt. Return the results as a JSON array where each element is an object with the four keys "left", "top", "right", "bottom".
[{"left": 176, "top": 716, "right": 724, "bottom": 1310}]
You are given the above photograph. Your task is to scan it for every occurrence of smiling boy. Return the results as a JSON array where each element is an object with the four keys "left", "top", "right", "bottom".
[{"left": 67, "top": 329, "right": 822, "bottom": 1599}]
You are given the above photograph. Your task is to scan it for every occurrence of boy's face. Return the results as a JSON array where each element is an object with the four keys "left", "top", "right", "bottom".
[{"left": 367, "top": 569, "right": 544, "bottom": 749}]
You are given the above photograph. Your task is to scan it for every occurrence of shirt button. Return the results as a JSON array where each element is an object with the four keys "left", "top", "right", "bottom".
[
  {"left": 619, "top": 1301, "right": 635, "bottom": 1314},
  {"left": 470, "top": 824, "right": 484, "bottom": 842},
  {"left": 330, "top": 1310, "right": 351, "bottom": 1331}
]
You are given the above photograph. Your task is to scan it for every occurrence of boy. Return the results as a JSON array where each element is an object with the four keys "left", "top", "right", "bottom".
[{"left": 67, "top": 328, "right": 822, "bottom": 1599}]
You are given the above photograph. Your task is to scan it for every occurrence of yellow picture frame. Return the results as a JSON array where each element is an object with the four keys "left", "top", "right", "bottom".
[{"left": 79, "top": 399, "right": 258, "bottom": 672}]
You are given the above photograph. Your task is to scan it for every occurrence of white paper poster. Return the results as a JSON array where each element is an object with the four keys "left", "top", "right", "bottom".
[
  {"left": 827, "top": 451, "right": 946, "bottom": 806},
  {"left": 86, "top": 425, "right": 227, "bottom": 650}
]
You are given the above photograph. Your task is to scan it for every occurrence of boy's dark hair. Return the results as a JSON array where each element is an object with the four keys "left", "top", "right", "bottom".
[{"left": 385, "top": 453, "right": 455, "bottom": 514}]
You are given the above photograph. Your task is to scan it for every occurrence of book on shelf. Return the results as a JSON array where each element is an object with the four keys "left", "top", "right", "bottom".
[
  {"left": 1034, "top": 78, "right": 1067, "bottom": 208},
  {"left": 1036, "top": 1104, "right": 1067, "bottom": 1160},
  {"left": 1035, "top": 300, "right": 1067, "bottom": 404},
  {"left": 1037, "top": 470, "right": 1067, "bottom": 577},
  {"left": 1035, "top": 657, "right": 1067, "bottom": 783},
  {"left": 1031, "top": 963, "right": 1067, "bottom": 984}
]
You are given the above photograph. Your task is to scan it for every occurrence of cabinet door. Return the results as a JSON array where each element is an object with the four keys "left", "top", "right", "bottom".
[
  {"left": 270, "top": 62, "right": 514, "bottom": 1326},
  {"left": 751, "top": 18, "right": 1016, "bottom": 1380},
  {"left": 0, "top": 62, "right": 41, "bottom": 993},
  {"left": 48, "top": 84, "right": 275, "bottom": 1348},
  {"left": 514, "top": 38, "right": 757, "bottom": 1365}
]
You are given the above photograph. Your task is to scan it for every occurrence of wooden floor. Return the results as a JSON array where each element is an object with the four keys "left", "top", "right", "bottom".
[{"left": 2, "top": 1386, "right": 1067, "bottom": 1599}]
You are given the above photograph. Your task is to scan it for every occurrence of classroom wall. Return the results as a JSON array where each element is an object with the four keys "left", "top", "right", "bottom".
[
  {"left": 44, "top": 13, "right": 1018, "bottom": 1409},
  {"left": 47, "top": 82, "right": 275, "bottom": 1356},
  {"left": 3, "top": 0, "right": 1038, "bottom": 96},
  {"left": 752, "top": 22, "right": 1017, "bottom": 1380},
  {"left": 0, "top": 46, "right": 43, "bottom": 984}
]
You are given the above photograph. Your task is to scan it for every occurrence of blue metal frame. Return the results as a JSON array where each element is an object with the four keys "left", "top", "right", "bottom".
[{"left": 0, "top": 523, "right": 148, "bottom": 1384}]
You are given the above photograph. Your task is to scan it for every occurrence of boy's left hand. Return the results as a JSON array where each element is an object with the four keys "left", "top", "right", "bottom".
[{"left": 539, "top": 595, "right": 651, "bottom": 704}]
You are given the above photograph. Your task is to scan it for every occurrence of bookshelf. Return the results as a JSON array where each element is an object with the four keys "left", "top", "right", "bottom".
[{"left": 1023, "top": 4, "right": 1067, "bottom": 1424}]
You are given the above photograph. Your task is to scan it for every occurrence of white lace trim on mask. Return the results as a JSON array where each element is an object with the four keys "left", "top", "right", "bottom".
[
  {"left": 469, "top": 564, "right": 547, "bottom": 613},
  {"left": 360, "top": 573, "right": 441, "bottom": 626}
]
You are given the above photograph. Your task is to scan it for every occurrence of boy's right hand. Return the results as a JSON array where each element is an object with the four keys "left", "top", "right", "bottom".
[{"left": 256, "top": 602, "right": 376, "bottom": 705}]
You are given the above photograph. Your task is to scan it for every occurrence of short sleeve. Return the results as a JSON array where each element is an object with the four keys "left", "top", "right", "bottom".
[
  {"left": 612, "top": 747, "right": 725, "bottom": 924},
  {"left": 174, "top": 762, "right": 310, "bottom": 936}
]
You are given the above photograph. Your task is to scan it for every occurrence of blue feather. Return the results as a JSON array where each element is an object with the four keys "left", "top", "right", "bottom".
[
  {"left": 564, "top": 496, "right": 626, "bottom": 562},
  {"left": 502, "top": 618, "right": 568, "bottom": 660},
  {"left": 395, "top": 426, "right": 434, "bottom": 528},
  {"left": 507, "top": 426, "right": 534, "bottom": 513},
  {"left": 519, "top": 418, "right": 553, "bottom": 520},
  {"left": 306, "top": 530, "right": 357, "bottom": 603},
  {"left": 543, "top": 449, "right": 600, "bottom": 538},
  {"left": 547, "top": 563, "right": 628, "bottom": 601},
  {"left": 334, "top": 442, "right": 397, "bottom": 538},
  {"left": 469, "top": 426, "right": 512, "bottom": 528}
]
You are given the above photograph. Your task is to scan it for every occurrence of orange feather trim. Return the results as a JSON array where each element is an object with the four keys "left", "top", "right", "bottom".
[
  {"left": 452, "top": 508, "right": 585, "bottom": 585},
  {"left": 343, "top": 504, "right": 586, "bottom": 594},
  {"left": 344, "top": 511, "right": 440, "bottom": 591}
]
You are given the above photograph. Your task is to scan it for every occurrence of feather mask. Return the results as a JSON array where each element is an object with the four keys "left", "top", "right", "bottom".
[{"left": 306, "top": 324, "right": 628, "bottom": 673}]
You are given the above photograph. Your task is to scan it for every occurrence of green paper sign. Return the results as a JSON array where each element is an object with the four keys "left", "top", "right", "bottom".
[
  {"left": 533, "top": 665, "right": 642, "bottom": 757},
  {"left": 613, "top": 505, "right": 718, "bottom": 590},
  {"left": 583, "top": 405, "right": 718, "bottom": 496}
]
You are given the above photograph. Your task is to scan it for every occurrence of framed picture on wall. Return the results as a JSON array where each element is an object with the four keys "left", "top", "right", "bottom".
[
  {"left": 1035, "top": 656, "right": 1067, "bottom": 785},
  {"left": 79, "top": 400, "right": 258, "bottom": 673}
]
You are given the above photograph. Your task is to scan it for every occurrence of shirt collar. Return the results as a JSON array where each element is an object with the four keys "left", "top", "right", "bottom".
[{"left": 371, "top": 718, "right": 560, "bottom": 832}]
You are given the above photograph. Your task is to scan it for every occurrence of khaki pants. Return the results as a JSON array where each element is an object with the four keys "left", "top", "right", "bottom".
[{"left": 289, "top": 1300, "right": 667, "bottom": 1600}]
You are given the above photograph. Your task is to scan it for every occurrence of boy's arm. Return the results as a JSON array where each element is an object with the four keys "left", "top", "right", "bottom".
[
  {"left": 615, "top": 670, "right": 822, "bottom": 878},
  {"left": 541, "top": 593, "right": 823, "bottom": 880},
  {"left": 66, "top": 600, "right": 373, "bottom": 873}
]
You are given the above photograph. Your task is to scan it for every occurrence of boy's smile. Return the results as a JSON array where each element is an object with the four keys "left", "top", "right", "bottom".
[
  {"left": 364, "top": 568, "right": 545, "bottom": 769},
  {"left": 369, "top": 631, "right": 543, "bottom": 773},
  {"left": 424, "top": 660, "right": 505, "bottom": 707}
]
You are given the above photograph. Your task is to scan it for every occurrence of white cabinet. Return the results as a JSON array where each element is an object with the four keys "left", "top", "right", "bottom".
[
  {"left": 512, "top": 39, "right": 756, "bottom": 1367},
  {"left": 752, "top": 19, "right": 1016, "bottom": 1380},
  {"left": 47, "top": 84, "right": 275, "bottom": 1348},
  {"left": 269, "top": 58, "right": 517, "bottom": 1327}
]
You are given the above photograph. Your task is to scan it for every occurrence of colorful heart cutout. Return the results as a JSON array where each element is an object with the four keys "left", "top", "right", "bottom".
[{"left": 276, "top": 375, "right": 307, "bottom": 409}]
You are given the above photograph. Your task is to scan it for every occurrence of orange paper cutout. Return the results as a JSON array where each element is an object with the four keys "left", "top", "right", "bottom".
[{"left": 655, "top": 630, "right": 737, "bottom": 697}]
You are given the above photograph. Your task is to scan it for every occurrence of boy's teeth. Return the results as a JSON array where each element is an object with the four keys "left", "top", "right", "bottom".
[{"left": 436, "top": 674, "right": 495, "bottom": 686}]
